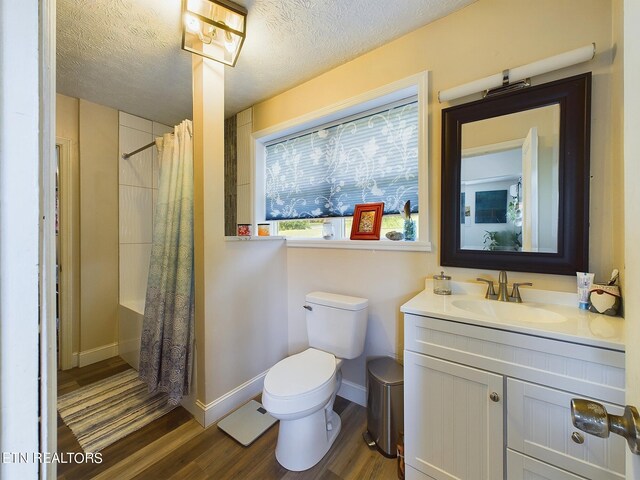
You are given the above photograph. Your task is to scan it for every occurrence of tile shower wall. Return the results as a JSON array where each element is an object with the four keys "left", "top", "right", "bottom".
[
  {"left": 236, "top": 108, "right": 253, "bottom": 225},
  {"left": 118, "top": 112, "right": 172, "bottom": 310}
]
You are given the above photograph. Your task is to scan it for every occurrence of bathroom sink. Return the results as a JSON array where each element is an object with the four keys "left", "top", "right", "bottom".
[{"left": 450, "top": 299, "right": 568, "bottom": 324}]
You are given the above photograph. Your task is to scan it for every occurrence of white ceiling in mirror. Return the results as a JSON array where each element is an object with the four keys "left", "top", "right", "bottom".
[{"left": 57, "top": 0, "right": 475, "bottom": 126}]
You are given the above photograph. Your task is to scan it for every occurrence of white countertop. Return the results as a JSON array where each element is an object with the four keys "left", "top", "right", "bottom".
[{"left": 401, "top": 280, "right": 625, "bottom": 351}]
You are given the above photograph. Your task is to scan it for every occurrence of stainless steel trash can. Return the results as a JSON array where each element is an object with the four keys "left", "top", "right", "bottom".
[{"left": 364, "top": 356, "right": 404, "bottom": 457}]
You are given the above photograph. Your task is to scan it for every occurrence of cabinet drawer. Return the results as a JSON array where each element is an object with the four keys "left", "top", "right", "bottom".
[
  {"left": 507, "top": 379, "right": 625, "bottom": 479},
  {"left": 404, "top": 314, "right": 625, "bottom": 405},
  {"left": 507, "top": 449, "right": 586, "bottom": 480}
]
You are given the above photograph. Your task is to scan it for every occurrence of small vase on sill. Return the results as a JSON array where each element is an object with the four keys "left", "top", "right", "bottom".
[
  {"left": 322, "top": 220, "right": 335, "bottom": 240},
  {"left": 403, "top": 218, "right": 416, "bottom": 241}
]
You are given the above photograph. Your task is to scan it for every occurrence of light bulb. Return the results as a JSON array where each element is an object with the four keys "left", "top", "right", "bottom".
[
  {"left": 224, "top": 31, "right": 237, "bottom": 53},
  {"left": 184, "top": 13, "right": 201, "bottom": 34},
  {"left": 200, "top": 24, "right": 215, "bottom": 44}
]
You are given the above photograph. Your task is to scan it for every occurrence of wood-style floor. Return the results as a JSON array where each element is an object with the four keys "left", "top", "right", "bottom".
[{"left": 57, "top": 357, "right": 399, "bottom": 480}]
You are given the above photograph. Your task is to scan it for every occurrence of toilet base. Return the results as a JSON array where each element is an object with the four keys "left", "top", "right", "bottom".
[{"left": 275, "top": 407, "right": 342, "bottom": 471}]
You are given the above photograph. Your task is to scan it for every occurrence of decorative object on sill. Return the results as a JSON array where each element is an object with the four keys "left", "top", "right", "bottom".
[
  {"left": 437, "top": 43, "right": 595, "bottom": 102},
  {"left": 322, "top": 220, "right": 335, "bottom": 240},
  {"left": 433, "top": 271, "right": 452, "bottom": 296},
  {"left": 350, "top": 203, "right": 384, "bottom": 240},
  {"left": 401, "top": 200, "right": 415, "bottom": 241},
  {"left": 589, "top": 270, "right": 621, "bottom": 316},
  {"left": 403, "top": 220, "right": 416, "bottom": 241},
  {"left": 588, "top": 285, "right": 621, "bottom": 316},
  {"left": 181, "top": 0, "right": 247, "bottom": 67},
  {"left": 237, "top": 224, "right": 251, "bottom": 236},
  {"left": 257, "top": 223, "right": 270, "bottom": 236},
  {"left": 386, "top": 231, "right": 404, "bottom": 241}
]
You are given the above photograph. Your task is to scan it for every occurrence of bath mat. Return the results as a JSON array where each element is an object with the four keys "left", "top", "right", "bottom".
[
  {"left": 58, "top": 369, "right": 176, "bottom": 452},
  {"left": 217, "top": 400, "right": 278, "bottom": 446}
]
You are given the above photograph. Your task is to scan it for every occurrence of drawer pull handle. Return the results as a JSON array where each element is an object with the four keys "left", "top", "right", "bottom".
[
  {"left": 571, "top": 432, "right": 585, "bottom": 444},
  {"left": 489, "top": 392, "right": 500, "bottom": 402}
]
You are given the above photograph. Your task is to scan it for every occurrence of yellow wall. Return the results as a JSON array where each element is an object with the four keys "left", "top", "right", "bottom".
[
  {"left": 253, "top": 0, "right": 619, "bottom": 389},
  {"left": 78, "top": 100, "right": 119, "bottom": 352},
  {"left": 56, "top": 94, "right": 80, "bottom": 354},
  {"left": 253, "top": 0, "right": 618, "bottom": 291},
  {"left": 56, "top": 95, "right": 120, "bottom": 361}
]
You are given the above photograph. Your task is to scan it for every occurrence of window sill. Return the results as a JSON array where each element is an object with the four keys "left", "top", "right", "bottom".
[
  {"left": 224, "top": 235, "right": 286, "bottom": 242},
  {"left": 285, "top": 238, "right": 431, "bottom": 252}
]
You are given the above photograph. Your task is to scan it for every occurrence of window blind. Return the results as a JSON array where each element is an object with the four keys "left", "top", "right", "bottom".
[{"left": 264, "top": 100, "right": 419, "bottom": 221}]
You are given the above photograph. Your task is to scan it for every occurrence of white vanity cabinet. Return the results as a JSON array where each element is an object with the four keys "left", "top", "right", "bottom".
[
  {"left": 402, "top": 311, "right": 626, "bottom": 480},
  {"left": 404, "top": 351, "right": 504, "bottom": 479}
]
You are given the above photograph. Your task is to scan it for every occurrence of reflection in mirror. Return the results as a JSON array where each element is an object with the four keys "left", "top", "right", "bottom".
[{"left": 460, "top": 105, "right": 560, "bottom": 253}]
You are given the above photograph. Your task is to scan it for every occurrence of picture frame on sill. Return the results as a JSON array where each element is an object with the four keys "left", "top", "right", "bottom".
[{"left": 350, "top": 202, "right": 384, "bottom": 240}]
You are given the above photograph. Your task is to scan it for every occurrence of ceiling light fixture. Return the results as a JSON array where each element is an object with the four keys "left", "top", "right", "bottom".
[
  {"left": 181, "top": 0, "right": 247, "bottom": 67},
  {"left": 438, "top": 43, "right": 596, "bottom": 102}
]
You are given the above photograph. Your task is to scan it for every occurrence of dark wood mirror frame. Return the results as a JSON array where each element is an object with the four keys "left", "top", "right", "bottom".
[{"left": 440, "top": 73, "right": 591, "bottom": 275}]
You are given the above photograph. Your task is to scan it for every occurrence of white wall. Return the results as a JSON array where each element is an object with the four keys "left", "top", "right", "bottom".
[
  {"left": 460, "top": 178, "right": 517, "bottom": 250},
  {"left": 287, "top": 248, "right": 428, "bottom": 403},
  {"left": 192, "top": 57, "right": 289, "bottom": 426}
]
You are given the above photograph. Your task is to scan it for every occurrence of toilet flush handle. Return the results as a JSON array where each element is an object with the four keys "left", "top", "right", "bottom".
[{"left": 303, "top": 305, "right": 312, "bottom": 311}]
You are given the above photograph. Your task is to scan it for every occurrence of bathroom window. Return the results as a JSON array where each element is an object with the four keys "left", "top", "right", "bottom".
[
  {"left": 265, "top": 99, "right": 420, "bottom": 240},
  {"left": 253, "top": 73, "right": 430, "bottom": 249}
]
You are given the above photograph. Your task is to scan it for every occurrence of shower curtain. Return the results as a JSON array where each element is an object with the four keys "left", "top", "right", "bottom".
[{"left": 139, "top": 120, "right": 195, "bottom": 405}]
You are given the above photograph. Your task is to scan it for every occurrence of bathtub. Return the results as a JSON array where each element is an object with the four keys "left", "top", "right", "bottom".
[{"left": 119, "top": 299, "right": 144, "bottom": 370}]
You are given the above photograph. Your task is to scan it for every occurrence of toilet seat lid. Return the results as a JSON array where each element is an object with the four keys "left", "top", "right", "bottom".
[{"left": 264, "top": 348, "right": 336, "bottom": 398}]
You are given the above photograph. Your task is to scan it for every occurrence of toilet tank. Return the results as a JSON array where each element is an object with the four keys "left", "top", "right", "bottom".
[{"left": 305, "top": 291, "right": 369, "bottom": 359}]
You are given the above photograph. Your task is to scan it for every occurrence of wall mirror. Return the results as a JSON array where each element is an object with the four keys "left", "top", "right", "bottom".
[{"left": 441, "top": 73, "right": 591, "bottom": 275}]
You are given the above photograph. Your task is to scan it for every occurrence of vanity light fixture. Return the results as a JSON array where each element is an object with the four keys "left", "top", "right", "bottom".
[
  {"left": 438, "top": 43, "right": 595, "bottom": 102},
  {"left": 181, "top": 0, "right": 247, "bottom": 67}
]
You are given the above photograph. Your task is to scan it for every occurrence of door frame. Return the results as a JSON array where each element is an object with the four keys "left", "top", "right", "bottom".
[
  {"left": 41, "top": 0, "right": 58, "bottom": 477},
  {"left": 56, "top": 137, "right": 76, "bottom": 370}
]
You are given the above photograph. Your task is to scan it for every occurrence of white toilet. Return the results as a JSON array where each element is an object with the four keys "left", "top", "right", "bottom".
[{"left": 262, "top": 291, "right": 368, "bottom": 471}]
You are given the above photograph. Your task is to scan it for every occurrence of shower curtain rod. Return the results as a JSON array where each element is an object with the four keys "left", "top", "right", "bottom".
[{"left": 122, "top": 140, "right": 155, "bottom": 160}]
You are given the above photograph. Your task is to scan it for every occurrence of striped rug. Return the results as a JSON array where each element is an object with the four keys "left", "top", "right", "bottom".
[{"left": 58, "top": 369, "right": 176, "bottom": 452}]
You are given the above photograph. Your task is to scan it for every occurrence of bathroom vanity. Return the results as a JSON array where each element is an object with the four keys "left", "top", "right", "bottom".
[{"left": 401, "top": 281, "right": 625, "bottom": 480}]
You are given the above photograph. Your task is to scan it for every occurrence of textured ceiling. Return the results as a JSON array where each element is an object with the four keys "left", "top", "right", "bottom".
[{"left": 57, "top": 0, "right": 474, "bottom": 126}]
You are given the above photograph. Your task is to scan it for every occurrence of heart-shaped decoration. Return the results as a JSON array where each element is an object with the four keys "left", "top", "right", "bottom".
[{"left": 588, "top": 286, "right": 620, "bottom": 315}]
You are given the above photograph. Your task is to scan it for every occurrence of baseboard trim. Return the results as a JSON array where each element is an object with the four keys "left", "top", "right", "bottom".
[
  {"left": 192, "top": 370, "right": 268, "bottom": 428},
  {"left": 338, "top": 379, "right": 366, "bottom": 407},
  {"left": 185, "top": 372, "right": 367, "bottom": 427},
  {"left": 78, "top": 342, "right": 119, "bottom": 368}
]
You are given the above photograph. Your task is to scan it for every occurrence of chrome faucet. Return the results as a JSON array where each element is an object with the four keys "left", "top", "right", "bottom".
[
  {"left": 497, "top": 271, "right": 509, "bottom": 302},
  {"left": 477, "top": 270, "right": 532, "bottom": 302}
]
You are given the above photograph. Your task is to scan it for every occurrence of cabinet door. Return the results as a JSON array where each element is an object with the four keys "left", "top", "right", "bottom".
[
  {"left": 404, "top": 351, "right": 503, "bottom": 480},
  {"left": 507, "top": 449, "right": 586, "bottom": 480},
  {"left": 507, "top": 379, "right": 625, "bottom": 479}
]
